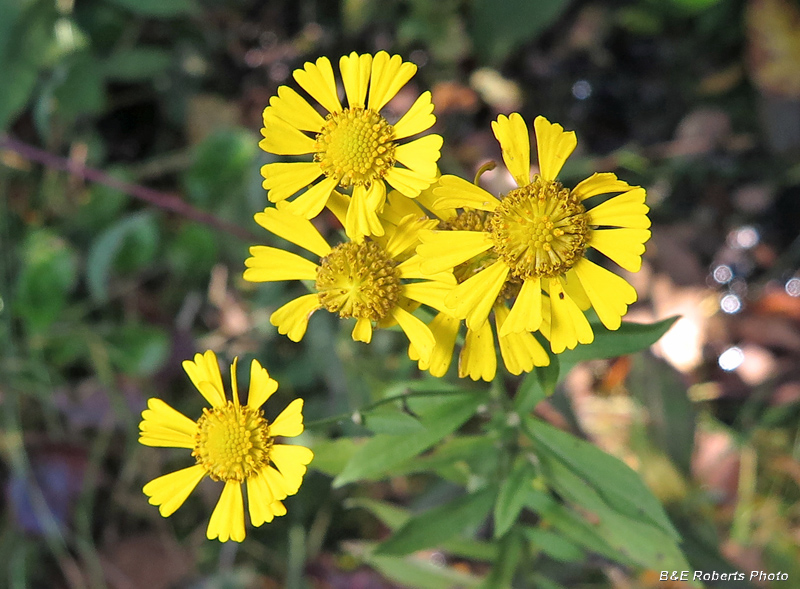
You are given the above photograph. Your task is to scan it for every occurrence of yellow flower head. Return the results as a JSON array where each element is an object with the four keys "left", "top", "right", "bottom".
[
  {"left": 139, "top": 350, "right": 313, "bottom": 542},
  {"left": 417, "top": 114, "right": 651, "bottom": 354},
  {"left": 387, "top": 188, "right": 550, "bottom": 381},
  {"left": 259, "top": 51, "right": 443, "bottom": 240},
  {"left": 243, "top": 203, "right": 451, "bottom": 365}
]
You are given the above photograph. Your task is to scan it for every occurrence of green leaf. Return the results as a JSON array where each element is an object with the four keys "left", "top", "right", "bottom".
[
  {"left": 591, "top": 507, "right": 691, "bottom": 572},
  {"left": 104, "top": 0, "right": 198, "bottom": 17},
  {"left": 309, "top": 437, "right": 361, "bottom": 477},
  {"left": 559, "top": 317, "right": 679, "bottom": 366},
  {"left": 348, "top": 498, "right": 498, "bottom": 562},
  {"left": 526, "top": 489, "right": 633, "bottom": 564},
  {"left": 481, "top": 529, "right": 524, "bottom": 589},
  {"left": 183, "top": 128, "right": 258, "bottom": 206},
  {"left": 522, "top": 526, "right": 584, "bottom": 562},
  {"left": 531, "top": 574, "right": 569, "bottom": 589},
  {"left": 364, "top": 407, "right": 425, "bottom": 435},
  {"left": 14, "top": 230, "right": 78, "bottom": 332},
  {"left": 107, "top": 324, "right": 169, "bottom": 376},
  {"left": 494, "top": 458, "right": 535, "bottom": 538},
  {"left": 346, "top": 498, "right": 410, "bottom": 531},
  {"left": 629, "top": 356, "right": 695, "bottom": 475},
  {"left": 470, "top": 0, "right": 569, "bottom": 63},
  {"left": 166, "top": 224, "right": 219, "bottom": 285},
  {"left": 0, "top": 1, "right": 58, "bottom": 130},
  {"left": 102, "top": 47, "right": 172, "bottom": 81},
  {"left": 380, "top": 377, "right": 465, "bottom": 399},
  {"left": 53, "top": 53, "right": 105, "bottom": 120},
  {"left": 86, "top": 211, "right": 158, "bottom": 302},
  {"left": 525, "top": 418, "right": 680, "bottom": 540},
  {"left": 536, "top": 351, "right": 560, "bottom": 396},
  {"left": 527, "top": 481, "right": 690, "bottom": 570},
  {"left": 514, "top": 372, "right": 546, "bottom": 413},
  {"left": 333, "top": 392, "right": 482, "bottom": 487},
  {"left": 366, "top": 554, "right": 482, "bottom": 589},
  {"left": 376, "top": 486, "right": 496, "bottom": 556}
]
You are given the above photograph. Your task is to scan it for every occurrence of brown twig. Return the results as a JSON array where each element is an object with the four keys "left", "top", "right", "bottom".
[{"left": 0, "top": 134, "right": 262, "bottom": 243}]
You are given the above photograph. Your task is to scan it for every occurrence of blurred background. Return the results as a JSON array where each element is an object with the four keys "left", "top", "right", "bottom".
[{"left": 1, "top": 0, "right": 800, "bottom": 587}]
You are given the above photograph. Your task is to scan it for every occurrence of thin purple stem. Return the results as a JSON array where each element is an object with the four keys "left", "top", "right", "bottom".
[{"left": 0, "top": 134, "right": 261, "bottom": 243}]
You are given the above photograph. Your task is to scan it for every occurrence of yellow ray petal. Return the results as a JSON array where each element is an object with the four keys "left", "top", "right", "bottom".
[
  {"left": 283, "top": 175, "right": 340, "bottom": 219},
  {"left": 244, "top": 246, "right": 319, "bottom": 282},
  {"left": 270, "top": 294, "right": 321, "bottom": 342},
  {"left": 260, "top": 111, "right": 317, "bottom": 155},
  {"left": 339, "top": 52, "right": 372, "bottom": 108},
  {"left": 292, "top": 57, "right": 342, "bottom": 114},
  {"left": 397, "top": 255, "right": 456, "bottom": 283},
  {"left": 352, "top": 317, "right": 373, "bottom": 343},
  {"left": 394, "top": 91, "right": 436, "bottom": 139},
  {"left": 325, "top": 190, "right": 350, "bottom": 226},
  {"left": 139, "top": 398, "right": 197, "bottom": 439},
  {"left": 411, "top": 311, "right": 459, "bottom": 377},
  {"left": 547, "top": 278, "right": 594, "bottom": 353},
  {"left": 589, "top": 228, "right": 651, "bottom": 272},
  {"left": 533, "top": 116, "right": 577, "bottom": 181},
  {"left": 182, "top": 350, "right": 226, "bottom": 408},
  {"left": 459, "top": 321, "right": 496, "bottom": 381},
  {"left": 394, "top": 135, "right": 443, "bottom": 179},
  {"left": 492, "top": 113, "right": 531, "bottom": 187},
  {"left": 247, "top": 359, "right": 278, "bottom": 409},
  {"left": 246, "top": 468, "right": 275, "bottom": 526},
  {"left": 416, "top": 229, "right": 494, "bottom": 274},
  {"left": 263, "top": 465, "right": 290, "bottom": 501},
  {"left": 586, "top": 188, "right": 651, "bottom": 229},
  {"left": 268, "top": 85, "right": 326, "bottom": 132},
  {"left": 432, "top": 175, "right": 499, "bottom": 211},
  {"left": 261, "top": 162, "right": 323, "bottom": 203},
  {"left": 391, "top": 305, "right": 435, "bottom": 364},
  {"left": 402, "top": 281, "right": 453, "bottom": 313},
  {"left": 499, "top": 276, "right": 542, "bottom": 337},
  {"left": 345, "top": 183, "right": 384, "bottom": 240},
  {"left": 270, "top": 444, "right": 314, "bottom": 495},
  {"left": 254, "top": 207, "right": 331, "bottom": 257},
  {"left": 571, "top": 172, "right": 632, "bottom": 201},
  {"left": 562, "top": 269, "right": 591, "bottom": 310},
  {"left": 367, "top": 51, "right": 416, "bottom": 112},
  {"left": 383, "top": 213, "right": 433, "bottom": 258},
  {"left": 269, "top": 500, "right": 287, "bottom": 518},
  {"left": 495, "top": 304, "right": 550, "bottom": 375},
  {"left": 414, "top": 180, "right": 456, "bottom": 220},
  {"left": 385, "top": 166, "right": 435, "bottom": 197},
  {"left": 445, "top": 261, "right": 510, "bottom": 331},
  {"left": 230, "top": 357, "right": 240, "bottom": 409},
  {"left": 383, "top": 188, "right": 428, "bottom": 225},
  {"left": 143, "top": 465, "right": 206, "bottom": 517},
  {"left": 207, "top": 481, "right": 245, "bottom": 542},
  {"left": 270, "top": 398, "right": 305, "bottom": 438},
  {"left": 572, "top": 258, "right": 638, "bottom": 331}
]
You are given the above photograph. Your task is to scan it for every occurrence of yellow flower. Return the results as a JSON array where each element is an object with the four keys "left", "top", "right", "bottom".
[
  {"left": 384, "top": 188, "right": 550, "bottom": 381},
  {"left": 259, "top": 51, "right": 443, "bottom": 240},
  {"left": 418, "top": 114, "right": 651, "bottom": 353},
  {"left": 139, "top": 350, "right": 313, "bottom": 542},
  {"left": 243, "top": 204, "right": 451, "bottom": 365}
]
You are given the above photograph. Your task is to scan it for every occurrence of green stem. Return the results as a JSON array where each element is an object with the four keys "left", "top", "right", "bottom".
[{"left": 304, "top": 389, "right": 463, "bottom": 429}]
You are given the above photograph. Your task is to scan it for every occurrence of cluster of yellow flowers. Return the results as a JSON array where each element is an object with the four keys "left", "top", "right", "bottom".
[
  {"left": 247, "top": 51, "right": 651, "bottom": 380},
  {"left": 138, "top": 51, "right": 650, "bottom": 542}
]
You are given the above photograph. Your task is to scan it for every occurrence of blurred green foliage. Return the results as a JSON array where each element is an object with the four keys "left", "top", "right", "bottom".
[{"left": 2, "top": 0, "right": 800, "bottom": 587}]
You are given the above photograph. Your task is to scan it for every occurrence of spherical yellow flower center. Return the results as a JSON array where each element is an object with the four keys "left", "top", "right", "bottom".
[
  {"left": 489, "top": 175, "right": 589, "bottom": 280},
  {"left": 193, "top": 402, "right": 272, "bottom": 482},
  {"left": 441, "top": 210, "right": 522, "bottom": 301},
  {"left": 315, "top": 240, "right": 401, "bottom": 321},
  {"left": 315, "top": 107, "right": 396, "bottom": 188}
]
